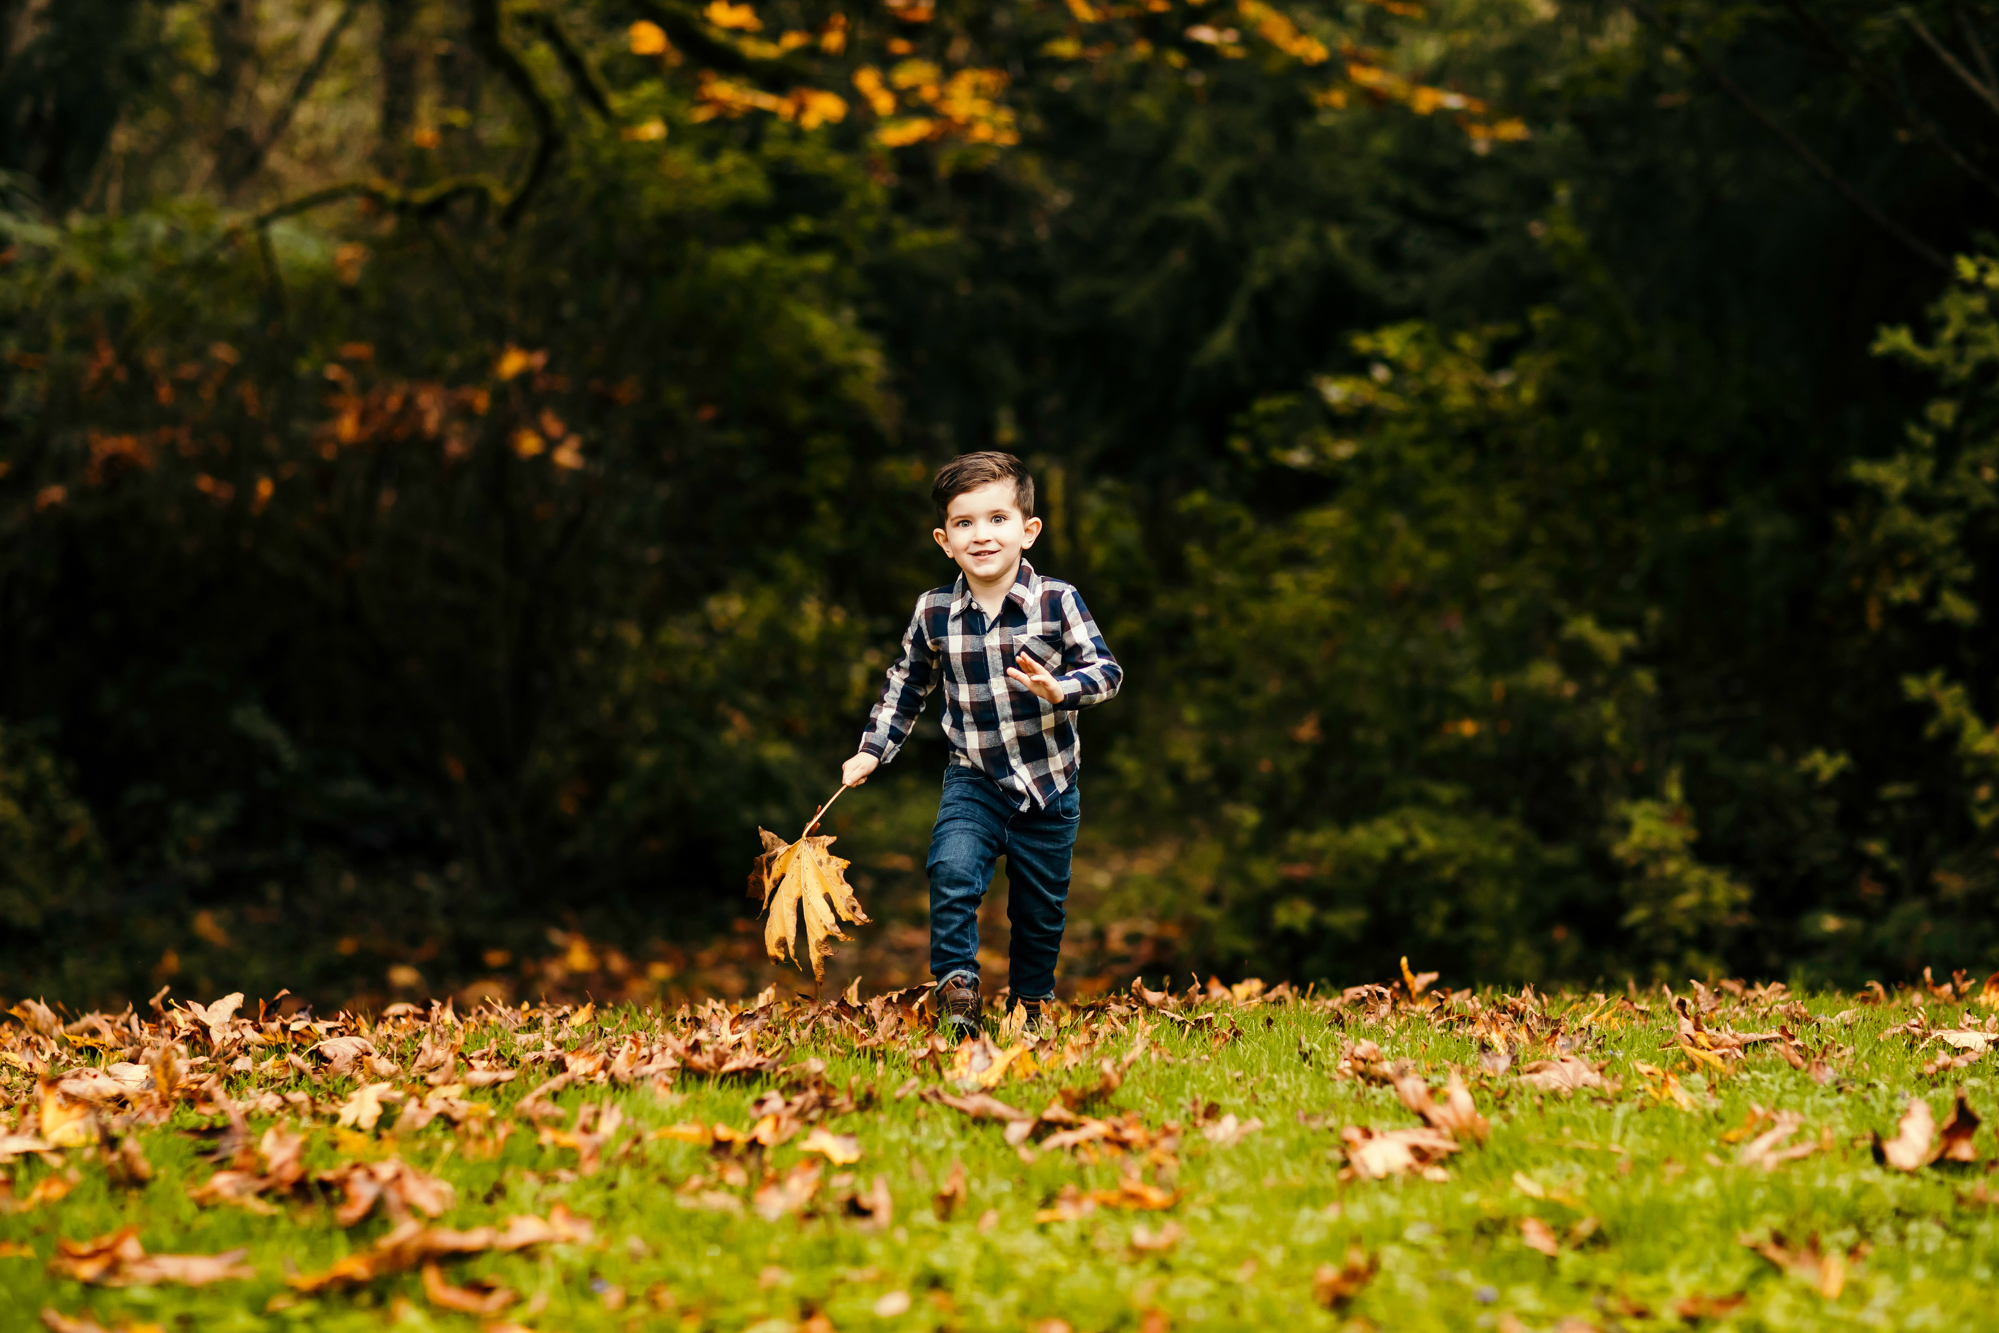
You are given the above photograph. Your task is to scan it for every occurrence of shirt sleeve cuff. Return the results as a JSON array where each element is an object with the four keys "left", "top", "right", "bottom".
[{"left": 1055, "top": 675, "right": 1087, "bottom": 707}]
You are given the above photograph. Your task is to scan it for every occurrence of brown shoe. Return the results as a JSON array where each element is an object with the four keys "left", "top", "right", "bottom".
[{"left": 937, "top": 975, "right": 981, "bottom": 1038}]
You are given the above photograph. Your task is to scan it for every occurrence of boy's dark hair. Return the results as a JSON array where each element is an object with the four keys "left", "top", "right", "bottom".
[{"left": 931, "top": 451, "right": 1035, "bottom": 524}]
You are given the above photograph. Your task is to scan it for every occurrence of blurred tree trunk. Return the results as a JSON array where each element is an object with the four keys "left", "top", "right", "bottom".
[
  {"left": 208, "top": 0, "right": 255, "bottom": 105},
  {"left": 0, "top": 0, "right": 149, "bottom": 208},
  {"left": 377, "top": 0, "right": 419, "bottom": 173},
  {"left": 208, "top": 0, "right": 260, "bottom": 194},
  {"left": 436, "top": 19, "right": 483, "bottom": 148}
]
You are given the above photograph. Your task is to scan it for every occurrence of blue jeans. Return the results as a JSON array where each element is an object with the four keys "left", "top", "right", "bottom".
[{"left": 927, "top": 765, "right": 1079, "bottom": 1002}]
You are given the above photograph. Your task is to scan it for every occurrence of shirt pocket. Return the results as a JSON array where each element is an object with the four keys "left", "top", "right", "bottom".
[{"left": 1011, "top": 634, "right": 1062, "bottom": 674}]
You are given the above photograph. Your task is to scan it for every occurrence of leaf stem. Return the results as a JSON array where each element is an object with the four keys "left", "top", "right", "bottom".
[{"left": 802, "top": 783, "right": 851, "bottom": 839}]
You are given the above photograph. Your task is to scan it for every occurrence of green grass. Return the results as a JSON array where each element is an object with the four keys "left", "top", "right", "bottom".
[{"left": 3, "top": 983, "right": 1996, "bottom": 1333}]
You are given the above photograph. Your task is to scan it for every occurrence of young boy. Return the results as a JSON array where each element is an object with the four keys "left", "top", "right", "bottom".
[{"left": 841, "top": 452, "right": 1122, "bottom": 1036}]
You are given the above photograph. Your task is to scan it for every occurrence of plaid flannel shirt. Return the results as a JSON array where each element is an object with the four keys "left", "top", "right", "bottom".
[{"left": 859, "top": 560, "right": 1122, "bottom": 811}]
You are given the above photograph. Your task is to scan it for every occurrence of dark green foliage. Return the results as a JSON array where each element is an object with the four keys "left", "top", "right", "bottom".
[{"left": 5, "top": 0, "right": 1999, "bottom": 1001}]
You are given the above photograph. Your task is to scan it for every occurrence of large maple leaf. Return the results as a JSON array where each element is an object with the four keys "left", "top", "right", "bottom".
[{"left": 750, "top": 817, "right": 871, "bottom": 985}]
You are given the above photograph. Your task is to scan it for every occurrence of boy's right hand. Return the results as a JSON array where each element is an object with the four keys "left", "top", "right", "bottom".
[{"left": 841, "top": 752, "right": 880, "bottom": 787}]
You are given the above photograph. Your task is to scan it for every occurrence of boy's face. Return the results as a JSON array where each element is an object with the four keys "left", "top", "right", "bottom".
[{"left": 933, "top": 480, "right": 1042, "bottom": 586}]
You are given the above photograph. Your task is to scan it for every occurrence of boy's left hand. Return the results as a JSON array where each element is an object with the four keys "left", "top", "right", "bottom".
[{"left": 1007, "top": 651, "right": 1065, "bottom": 704}]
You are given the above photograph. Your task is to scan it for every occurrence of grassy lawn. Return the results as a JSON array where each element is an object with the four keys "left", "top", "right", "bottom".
[{"left": 2, "top": 976, "right": 1995, "bottom": 1333}]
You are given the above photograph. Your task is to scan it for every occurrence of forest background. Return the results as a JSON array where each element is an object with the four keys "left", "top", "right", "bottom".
[{"left": 7, "top": 0, "right": 1999, "bottom": 1012}]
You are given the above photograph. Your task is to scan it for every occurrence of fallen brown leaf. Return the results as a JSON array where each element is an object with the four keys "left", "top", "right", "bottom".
[
  {"left": 1520, "top": 1216, "right": 1561, "bottom": 1257},
  {"left": 3, "top": 1169, "right": 79, "bottom": 1212},
  {"left": 536, "top": 1100, "right": 625, "bottom": 1175},
  {"left": 309, "top": 1036, "right": 380, "bottom": 1078},
  {"left": 187, "top": 1126, "right": 306, "bottom": 1213},
  {"left": 1871, "top": 1097, "right": 1935, "bottom": 1171},
  {"left": 1338, "top": 1124, "right": 1459, "bottom": 1180},
  {"left": 1672, "top": 1292, "right": 1747, "bottom": 1320},
  {"left": 1129, "top": 1221, "right": 1184, "bottom": 1253},
  {"left": 1094, "top": 1176, "right": 1180, "bottom": 1210},
  {"left": 39, "top": 1078, "right": 97, "bottom": 1149},
  {"left": 947, "top": 1034, "right": 1037, "bottom": 1090},
  {"left": 923, "top": 1087, "right": 1030, "bottom": 1124},
  {"left": 1735, "top": 1112, "right": 1831, "bottom": 1172},
  {"left": 102, "top": 1135, "right": 152, "bottom": 1189},
  {"left": 1741, "top": 1231, "right": 1858, "bottom": 1298},
  {"left": 934, "top": 1159, "right": 967, "bottom": 1220},
  {"left": 419, "top": 1261, "right": 515, "bottom": 1315},
  {"left": 1199, "top": 1113, "right": 1264, "bottom": 1147},
  {"left": 1519, "top": 1057, "right": 1606, "bottom": 1094},
  {"left": 842, "top": 1173, "right": 894, "bottom": 1230},
  {"left": 1310, "top": 1245, "right": 1378, "bottom": 1308},
  {"left": 333, "top": 1082, "right": 401, "bottom": 1133},
  {"left": 751, "top": 1161, "right": 822, "bottom": 1221},
  {"left": 37, "top": 1310, "right": 160, "bottom": 1333},
  {"left": 1391, "top": 1068, "right": 1488, "bottom": 1144},
  {"left": 317, "top": 1156, "right": 456, "bottom": 1226},
  {"left": 1923, "top": 1029, "right": 1996, "bottom": 1055},
  {"left": 1034, "top": 1175, "right": 1181, "bottom": 1223},
  {"left": 1936, "top": 1092, "right": 1981, "bottom": 1164},
  {"left": 48, "top": 1229, "right": 254, "bottom": 1287},
  {"left": 799, "top": 1127, "right": 862, "bottom": 1165},
  {"left": 287, "top": 1206, "right": 594, "bottom": 1292}
]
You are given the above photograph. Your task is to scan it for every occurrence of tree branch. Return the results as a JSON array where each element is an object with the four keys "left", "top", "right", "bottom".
[
  {"left": 1772, "top": 0, "right": 1999, "bottom": 204},
  {"left": 469, "top": 0, "right": 561, "bottom": 228},
  {"left": 1902, "top": 6, "right": 1999, "bottom": 122},
  {"left": 194, "top": 175, "right": 507, "bottom": 270},
  {"left": 520, "top": 10, "right": 612, "bottom": 119},
  {"left": 1630, "top": 1, "right": 1947, "bottom": 271},
  {"left": 1957, "top": 6, "right": 1999, "bottom": 94},
  {"left": 221, "top": 0, "right": 365, "bottom": 195},
  {"left": 255, "top": 176, "right": 507, "bottom": 228}
]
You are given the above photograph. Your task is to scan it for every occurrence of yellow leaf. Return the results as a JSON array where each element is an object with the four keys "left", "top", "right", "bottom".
[
  {"left": 704, "top": 0, "right": 762, "bottom": 31},
  {"left": 787, "top": 89, "right": 848, "bottom": 130},
  {"left": 798, "top": 1127, "right": 862, "bottom": 1164},
  {"left": 622, "top": 119, "right": 668, "bottom": 141},
  {"left": 39, "top": 1078, "right": 97, "bottom": 1148},
  {"left": 629, "top": 20, "right": 670, "bottom": 54},
  {"left": 648, "top": 1122, "right": 714, "bottom": 1145},
  {"left": 875, "top": 117, "right": 938, "bottom": 148},
  {"left": 853, "top": 67, "right": 897, "bottom": 117},
  {"left": 495, "top": 346, "right": 545, "bottom": 381},
  {"left": 752, "top": 828, "right": 872, "bottom": 985},
  {"left": 336, "top": 1082, "right": 400, "bottom": 1133},
  {"left": 889, "top": 59, "right": 943, "bottom": 91},
  {"left": 511, "top": 429, "right": 546, "bottom": 459}
]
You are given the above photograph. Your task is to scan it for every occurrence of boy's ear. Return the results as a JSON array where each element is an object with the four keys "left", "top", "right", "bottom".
[
  {"left": 932, "top": 526, "right": 952, "bottom": 556},
  {"left": 1022, "top": 515, "right": 1043, "bottom": 548}
]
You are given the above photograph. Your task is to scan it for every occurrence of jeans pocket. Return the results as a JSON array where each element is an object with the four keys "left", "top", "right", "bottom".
[{"left": 1055, "top": 784, "right": 1081, "bottom": 821}]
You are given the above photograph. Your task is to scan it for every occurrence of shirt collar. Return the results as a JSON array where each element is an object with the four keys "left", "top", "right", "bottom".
[{"left": 950, "top": 558, "right": 1040, "bottom": 620}]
